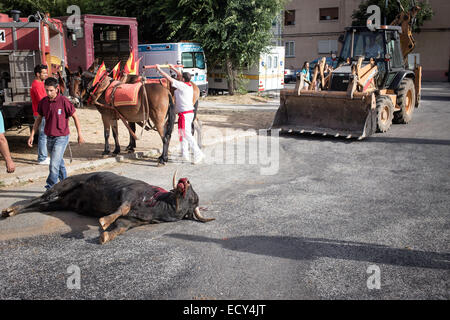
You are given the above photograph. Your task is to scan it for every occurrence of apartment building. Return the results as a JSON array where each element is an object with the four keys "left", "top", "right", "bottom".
[{"left": 282, "top": 0, "right": 450, "bottom": 81}]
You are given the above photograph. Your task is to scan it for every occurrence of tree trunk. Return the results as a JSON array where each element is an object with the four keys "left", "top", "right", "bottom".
[{"left": 226, "top": 58, "right": 235, "bottom": 95}]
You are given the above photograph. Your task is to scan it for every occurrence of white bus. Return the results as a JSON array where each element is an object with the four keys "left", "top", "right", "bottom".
[{"left": 138, "top": 42, "right": 208, "bottom": 96}]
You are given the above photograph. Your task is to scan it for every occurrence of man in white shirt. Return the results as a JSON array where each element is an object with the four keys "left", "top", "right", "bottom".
[{"left": 155, "top": 64, "right": 204, "bottom": 164}]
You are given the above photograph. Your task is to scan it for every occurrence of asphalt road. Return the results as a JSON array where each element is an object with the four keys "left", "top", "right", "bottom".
[{"left": 0, "top": 82, "right": 449, "bottom": 300}]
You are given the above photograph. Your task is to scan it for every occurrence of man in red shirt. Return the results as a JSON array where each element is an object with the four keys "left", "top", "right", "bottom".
[
  {"left": 28, "top": 77, "right": 84, "bottom": 190},
  {"left": 30, "top": 64, "right": 48, "bottom": 164}
]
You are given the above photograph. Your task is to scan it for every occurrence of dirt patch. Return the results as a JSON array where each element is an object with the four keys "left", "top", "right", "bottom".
[
  {"left": 202, "top": 93, "right": 275, "bottom": 105},
  {"left": 0, "top": 101, "right": 276, "bottom": 183}
]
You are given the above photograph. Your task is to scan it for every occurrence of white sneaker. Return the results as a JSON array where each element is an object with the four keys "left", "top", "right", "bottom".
[
  {"left": 192, "top": 152, "right": 204, "bottom": 165},
  {"left": 180, "top": 153, "right": 191, "bottom": 162},
  {"left": 38, "top": 158, "right": 50, "bottom": 165}
]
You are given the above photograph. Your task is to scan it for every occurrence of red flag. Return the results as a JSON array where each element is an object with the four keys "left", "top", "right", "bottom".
[
  {"left": 92, "top": 62, "right": 106, "bottom": 86},
  {"left": 134, "top": 57, "right": 143, "bottom": 75},
  {"left": 112, "top": 61, "right": 121, "bottom": 80},
  {"left": 124, "top": 51, "right": 135, "bottom": 74}
]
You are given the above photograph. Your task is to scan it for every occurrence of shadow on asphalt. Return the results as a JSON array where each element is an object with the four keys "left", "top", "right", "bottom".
[
  {"left": 167, "top": 233, "right": 450, "bottom": 270},
  {"left": 279, "top": 132, "right": 450, "bottom": 146},
  {"left": 420, "top": 95, "right": 450, "bottom": 101},
  {"left": 0, "top": 198, "right": 101, "bottom": 242}
]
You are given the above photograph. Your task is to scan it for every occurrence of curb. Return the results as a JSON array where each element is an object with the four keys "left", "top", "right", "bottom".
[{"left": 0, "top": 130, "right": 257, "bottom": 188}]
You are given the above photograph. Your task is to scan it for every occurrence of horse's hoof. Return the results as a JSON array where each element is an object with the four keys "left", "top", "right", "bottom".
[{"left": 157, "top": 162, "right": 166, "bottom": 167}]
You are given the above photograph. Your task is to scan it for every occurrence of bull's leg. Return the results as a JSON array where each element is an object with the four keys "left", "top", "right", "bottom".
[
  {"left": 99, "top": 217, "right": 145, "bottom": 244},
  {"left": 111, "top": 120, "right": 121, "bottom": 155},
  {"left": 2, "top": 178, "right": 82, "bottom": 218},
  {"left": 1, "top": 197, "right": 65, "bottom": 218},
  {"left": 98, "top": 201, "right": 131, "bottom": 231},
  {"left": 2, "top": 197, "right": 42, "bottom": 218},
  {"left": 126, "top": 122, "right": 136, "bottom": 153}
]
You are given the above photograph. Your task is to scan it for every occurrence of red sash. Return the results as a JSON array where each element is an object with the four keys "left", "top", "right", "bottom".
[{"left": 178, "top": 110, "right": 194, "bottom": 141}]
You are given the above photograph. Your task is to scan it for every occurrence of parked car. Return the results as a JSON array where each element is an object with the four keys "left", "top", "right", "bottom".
[
  {"left": 309, "top": 56, "right": 338, "bottom": 75},
  {"left": 284, "top": 69, "right": 297, "bottom": 83}
]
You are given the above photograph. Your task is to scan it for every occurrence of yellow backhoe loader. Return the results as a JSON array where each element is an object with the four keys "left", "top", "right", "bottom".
[{"left": 272, "top": 3, "right": 422, "bottom": 139}]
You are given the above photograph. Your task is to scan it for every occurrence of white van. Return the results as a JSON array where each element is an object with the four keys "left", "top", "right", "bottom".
[
  {"left": 208, "top": 46, "right": 285, "bottom": 93},
  {"left": 138, "top": 42, "right": 208, "bottom": 96}
]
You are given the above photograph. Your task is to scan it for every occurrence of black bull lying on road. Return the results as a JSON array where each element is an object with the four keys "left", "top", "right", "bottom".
[{"left": 1, "top": 171, "right": 214, "bottom": 244}]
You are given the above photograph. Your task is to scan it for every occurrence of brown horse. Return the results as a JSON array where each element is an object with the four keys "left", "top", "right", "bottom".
[
  {"left": 82, "top": 72, "right": 176, "bottom": 165},
  {"left": 64, "top": 67, "right": 83, "bottom": 108},
  {"left": 125, "top": 75, "right": 202, "bottom": 153},
  {"left": 82, "top": 64, "right": 202, "bottom": 165}
]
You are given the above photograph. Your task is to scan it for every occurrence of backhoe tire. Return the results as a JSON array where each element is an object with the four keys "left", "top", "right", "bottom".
[
  {"left": 394, "top": 78, "right": 415, "bottom": 124},
  {"left": 376, "top": 95, "right": 394, "bottom": 133}
]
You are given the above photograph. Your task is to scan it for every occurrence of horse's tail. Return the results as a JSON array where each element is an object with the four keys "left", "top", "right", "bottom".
[{"left": 165, "top": 93, "right": 176, "bottom": 136}]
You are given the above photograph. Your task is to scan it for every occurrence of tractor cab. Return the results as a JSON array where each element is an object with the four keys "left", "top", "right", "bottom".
[{"left": 334, "top": 26, "right": 405, "bottom": 89}]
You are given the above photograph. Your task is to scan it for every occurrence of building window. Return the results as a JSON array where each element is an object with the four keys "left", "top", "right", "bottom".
[
  {"left": 285, "top": 41, "right": 295, "bottom": 57},
  {"left": 284, "top": 10, "right": 295, "bottom": 26},
  {"left": 319, "top": 7, "right": 339, "bottom": 21},
  {"left": 318, "top": 40, "right": 338, "bottom": 54}
]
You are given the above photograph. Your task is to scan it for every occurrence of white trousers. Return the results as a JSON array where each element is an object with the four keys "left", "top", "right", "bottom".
[{"left": 179, "top": 112, "right": 202, "bottom": 159}]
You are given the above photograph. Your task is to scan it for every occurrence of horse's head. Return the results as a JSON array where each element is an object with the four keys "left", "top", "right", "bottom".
[{"left": 80, "top": 65, "right": 112, "bottom": 106}]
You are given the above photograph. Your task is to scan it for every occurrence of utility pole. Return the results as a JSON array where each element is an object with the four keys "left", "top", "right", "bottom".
[{"left": 385, "top": 0, "right": 388, "bottom": 25}]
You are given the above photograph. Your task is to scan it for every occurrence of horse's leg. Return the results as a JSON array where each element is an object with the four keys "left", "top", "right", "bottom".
[
  {"left": 102, "top": 115, "right": 111, "bottom": 156},
  {"left": 111, "top": 119, "right": 120, "bottom": 155},
  {"left": 192, "top": 100, "right": 198, "bottom": 136},
  {"left": 126, "top": 122, "right": 136, "bottom": 153},
  {"left": 158, "top": 94, "right": 175, "bottom": 165}
]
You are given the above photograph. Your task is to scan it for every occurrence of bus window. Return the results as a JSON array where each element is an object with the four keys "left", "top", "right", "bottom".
[
  {"left": 195, "top": 52, "right": 205, "bottom": 69},
  {"left": 182, "top": 52, "right": 194, "bottom": 68}
]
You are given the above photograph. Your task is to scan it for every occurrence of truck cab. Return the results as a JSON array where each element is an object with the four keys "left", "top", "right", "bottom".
[
  {"left": 139, "top": 42, "right": 208, "bottom": 96},
  {"left": 0, "top": 11, "right": 67, "bottom": 130},
  {"left": 333, "top": 26, "right": 412, "bottom": 91}
]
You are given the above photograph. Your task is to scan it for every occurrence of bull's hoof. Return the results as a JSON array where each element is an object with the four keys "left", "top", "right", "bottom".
[
  {"left": 99, "top": 232, "right": 110, "bottom": 244},
  {"left": 157, "top": 162, "right": 166, "bottom": 167},
  {"left": 99, "top": 217, "right": 108, "bottom": 230},
  {"left": 2, "top": 207, "right": 17, "bottom": 218},
  {"left": 102, "top": 151, "right": 110, "bottom": 156}
]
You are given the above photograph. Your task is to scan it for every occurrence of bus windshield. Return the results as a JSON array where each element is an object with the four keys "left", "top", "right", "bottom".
[{"left": 182, "top": 52, "right": 206, "bottom": 69}]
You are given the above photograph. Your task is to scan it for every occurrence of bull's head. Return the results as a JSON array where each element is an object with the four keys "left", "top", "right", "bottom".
[{"left": 172, "top": 170, "right": 214, "bottom": 223}]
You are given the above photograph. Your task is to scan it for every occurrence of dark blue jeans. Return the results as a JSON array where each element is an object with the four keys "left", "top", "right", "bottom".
[
  {"left": 34, "top": 116, "right": 48, "bottom": 162},
  {"left": 45, "top": 135, "right": 69, "bottom": 190}
]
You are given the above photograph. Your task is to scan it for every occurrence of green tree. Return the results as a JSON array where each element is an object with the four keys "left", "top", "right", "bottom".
[
  {"left": 155, "top": 0, "right": 285, "bottom": 95},
  {"left": 351, "top": 0, "right": 433, "bottom": 32},
  {"left": 0, "top": 0, "right": 97, "bottom": 18}
]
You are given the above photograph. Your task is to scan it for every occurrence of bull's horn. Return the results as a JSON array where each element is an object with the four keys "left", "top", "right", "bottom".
[
  {"left": 173, "top": 169, "right": 178, "bottom": 189},
  {"left": 194, "top": 207, "right": 215, "bottom": 223}
]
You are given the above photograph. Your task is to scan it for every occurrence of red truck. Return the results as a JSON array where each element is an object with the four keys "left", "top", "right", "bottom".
[
  {"left": 57, "top": 14, "right": 138, "bottom": 72},
  {"left": 0, "top": 10, "right": 138, "bottom": 131},
  {"left": 0, "top": 10, "right": 67, "bottom": 130}
]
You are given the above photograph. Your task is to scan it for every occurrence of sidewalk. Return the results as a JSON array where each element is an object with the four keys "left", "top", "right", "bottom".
[{"left": 0, "top": 98, "right": 277, "bottom": 188}]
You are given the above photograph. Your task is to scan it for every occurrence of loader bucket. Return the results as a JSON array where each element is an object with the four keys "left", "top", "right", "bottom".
[{"left": 271, "top": 90, "right": 377, "bottom": 139}]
